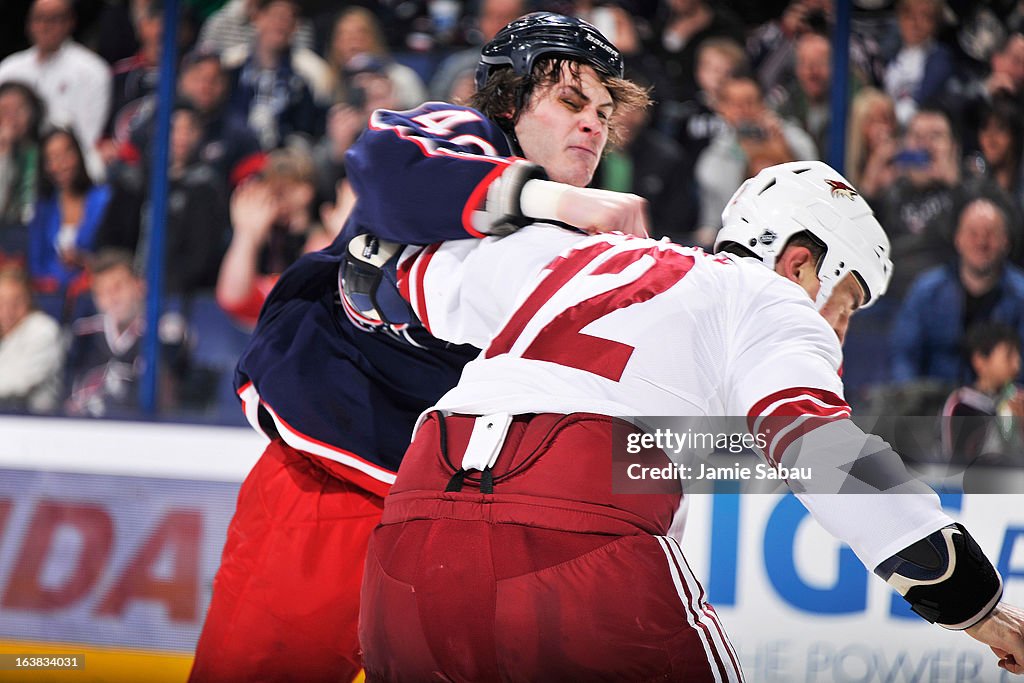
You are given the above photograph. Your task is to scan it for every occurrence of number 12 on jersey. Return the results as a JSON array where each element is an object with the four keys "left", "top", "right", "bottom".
[{"left": 486, "top": 241, "right": 696, "bottom": 381}]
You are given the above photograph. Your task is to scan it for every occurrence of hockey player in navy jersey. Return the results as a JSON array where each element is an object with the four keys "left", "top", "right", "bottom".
[
  {"left": 359, "top": 161, "right": 1024, "bottom": 680},
  {"left": 188, "top": 13, "right": 651, "bottom": 683}
]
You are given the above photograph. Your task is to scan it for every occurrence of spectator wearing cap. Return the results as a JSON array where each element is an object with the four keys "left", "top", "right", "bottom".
[
  {"left": 872, "top": 107, "right": 987, "bottom": 296},
  {"left": 0, "top": 0, "right": 112, "bottom": 180},
  {"left": 891, "top": 198, "right": 1024, "bottom": 386},
  {"left": 0, "top": 264, "right": 62, "bottom": 414},
  {"left": 222, "top": 0, "right": 325, "bottom": 150},
  {"left": 216, "top": 146, "right": 319, "bottom": 327},
  {"left": 326, "top": 7, "right": 427, "bottom": 111}
]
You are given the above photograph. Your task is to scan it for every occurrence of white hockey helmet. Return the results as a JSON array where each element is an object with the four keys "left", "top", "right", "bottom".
[{"left": 714, "top": 160, "right": 893, "bottom": 309}]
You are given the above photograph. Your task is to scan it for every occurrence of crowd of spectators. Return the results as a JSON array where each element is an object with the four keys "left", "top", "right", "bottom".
[{"left": 1, "top": 0, "right": 1024, "bottom": 440}]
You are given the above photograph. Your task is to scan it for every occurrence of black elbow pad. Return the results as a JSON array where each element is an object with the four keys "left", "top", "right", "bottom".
[{"left": 874, "top": 523, "right": 1002, "bottom": 630}]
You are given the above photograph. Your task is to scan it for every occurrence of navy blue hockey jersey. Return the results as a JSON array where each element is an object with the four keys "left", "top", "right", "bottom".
[{"left": 235, "top": 103, "right": 523, "bottom": 496}]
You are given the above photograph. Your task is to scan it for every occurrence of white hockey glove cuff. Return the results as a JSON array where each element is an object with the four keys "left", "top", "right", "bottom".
[{"left": 484, "top": 160, "right": 548, "bottom": 236}]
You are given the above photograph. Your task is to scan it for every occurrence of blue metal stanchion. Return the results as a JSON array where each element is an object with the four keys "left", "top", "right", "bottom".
[
  {"left": 141, "top": 0, "right": 180, "bottom": 416},
  {"left": 828, "top": 0, "right": 852, "bottom": 174}
]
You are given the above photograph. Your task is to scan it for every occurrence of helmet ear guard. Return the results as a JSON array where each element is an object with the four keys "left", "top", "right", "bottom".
[
  {"left": 714, "top": 161, "right": 893, "bottom": 309},
  {"left": 474, "top": 12, "right": 624, "bottom": 92}
]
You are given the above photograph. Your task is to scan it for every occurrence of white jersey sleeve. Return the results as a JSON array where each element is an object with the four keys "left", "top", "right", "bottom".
[
  {"left": 723, "top": 269, "right": 952, "bottom": 570},
  {"left": 397, "top": 224, "right": 588, "bottom": 349}
]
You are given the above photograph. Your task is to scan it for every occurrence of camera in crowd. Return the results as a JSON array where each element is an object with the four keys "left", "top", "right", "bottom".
[{"left": 736, "top": 122, "right": 769, "bottom": 141}]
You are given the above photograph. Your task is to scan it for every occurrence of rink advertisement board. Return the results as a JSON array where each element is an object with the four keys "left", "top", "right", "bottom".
[
  {"left": 0, "top": 416, "right": 1022, "bottom": 681},
  {"left": 0, "top": 416, "right": 264, "bottom": 681},
  {"left": 683, "top": 492, "right": 1024, "bottom": 683}
]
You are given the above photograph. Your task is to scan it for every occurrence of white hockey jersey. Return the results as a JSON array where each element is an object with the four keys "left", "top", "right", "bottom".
[{"left": 397, "top": 225, "right": 953, "bottom": 569}]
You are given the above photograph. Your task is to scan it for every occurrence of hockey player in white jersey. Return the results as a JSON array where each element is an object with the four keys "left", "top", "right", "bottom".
[{"left": 358, "top": 161, "right": 1024, "bottom": 682}]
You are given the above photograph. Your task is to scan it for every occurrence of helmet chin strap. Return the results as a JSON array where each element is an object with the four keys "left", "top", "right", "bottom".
[{"left": 496, "top": 113, "right": 524, "bottom": 156}]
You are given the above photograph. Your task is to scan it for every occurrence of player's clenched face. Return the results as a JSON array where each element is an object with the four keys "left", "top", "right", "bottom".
[{"left": 514, "top": 63, "right": 613, "bottom": 187}]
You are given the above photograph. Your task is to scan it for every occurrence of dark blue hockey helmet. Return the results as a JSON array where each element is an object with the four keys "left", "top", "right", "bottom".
[{"left": 474, "top": 12, "right": 624, "bottom": 91}]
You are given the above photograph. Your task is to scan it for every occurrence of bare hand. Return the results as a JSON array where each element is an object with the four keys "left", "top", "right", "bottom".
[
  {"left": 319, "top": 180, "right": 357, "bottom": 240},
  {"left": 781, "top": 1, "right": 809, "bottom": 36},
  {"left": 327, "top": 104, "right": 366, "bottom": 158},
  {"left": 986, "top": 72, "right": 1017, "bottom": 97},
  {"left": 555, "top": 187, "right": 649, "bottom": 237},
  {"left": 933, "top": 147, "right": 961, "bottom": 186},
  {"left": 1006, "top": 391, "right": 1024, "bottom": 419},
  {"left": 859, "top": 137, "right": 898, "bottom": 197},
  {"left": 230, "top": 181, "right": 277, "bottom": 246},
  {"left": 966, "top": 602, "right": 1024, "bottom": 675}
]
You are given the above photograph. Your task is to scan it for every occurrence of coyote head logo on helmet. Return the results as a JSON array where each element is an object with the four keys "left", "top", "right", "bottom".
[{"left": 825, "top": 179, "right": 859, "bottom": 201}]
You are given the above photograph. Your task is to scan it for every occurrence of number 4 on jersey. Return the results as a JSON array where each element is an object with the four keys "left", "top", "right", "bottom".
[
  {"left": 411, "top": 109, "right": 499, "bottom": 155},
  {"left": 487, "top": 242, "right": 696, "bottom": 381},
  {"left": 412, "top": 109, "right": 485, "bottom": 136}
]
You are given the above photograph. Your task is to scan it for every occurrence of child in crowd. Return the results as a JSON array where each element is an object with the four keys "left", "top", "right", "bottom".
[{"left": 941, "top": 322, "right": 1024, "bottom": 465}]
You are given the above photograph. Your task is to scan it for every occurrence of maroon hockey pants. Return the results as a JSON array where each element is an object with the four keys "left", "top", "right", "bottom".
[{"left": 359, "top": 413, "right": 744, "bottom": 682}]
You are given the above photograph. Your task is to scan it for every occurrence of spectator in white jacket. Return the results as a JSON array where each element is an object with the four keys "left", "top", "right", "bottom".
[
  {"left": 0, "top": 264, "right": 62, "bottom": 413},
  {"left": 0, "top": 0, "right": 111, "bottom": 180}
]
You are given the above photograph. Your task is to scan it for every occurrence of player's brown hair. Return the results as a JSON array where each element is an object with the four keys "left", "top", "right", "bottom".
[{"left": 469, "top": 57, "right": 650, "bottom": 149}]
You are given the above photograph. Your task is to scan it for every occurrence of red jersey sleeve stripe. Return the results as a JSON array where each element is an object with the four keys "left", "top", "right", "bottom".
[
  {"left": 763, "top": 413, "right": 851, "bottom": 467},
  {"left": 460, "top": 162, "right": 509, "bottom": 238},
  {"left": 412, "top": 243, "right": 442, "bottom": 333},
  {"left": 396, "top": 248, "right": 423, "bottom": 303},
  {"left": 747, "top": 387, "right": 849, "bottom": 435}
]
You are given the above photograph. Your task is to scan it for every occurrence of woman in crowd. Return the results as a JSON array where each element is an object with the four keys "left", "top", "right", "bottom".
[
  {"left": 846, "top": 87, "right": 899, "bottom": 201},
  {"left": 27, "top": 128, "right": 112, "bottom": 299},
  {"left": 966, "top": 95, "right": 1024, "bottom": 216},
  {"left": 326, "top": 6, "right": 426, "bottom": 110},
  {"left": 0, "top": 81, "right": 44, "bottom": 255}
]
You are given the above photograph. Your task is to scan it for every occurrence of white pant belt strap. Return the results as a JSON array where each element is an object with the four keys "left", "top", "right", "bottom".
[{"left": 461, "top": 412, "right": 513, "bottom": 472}]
